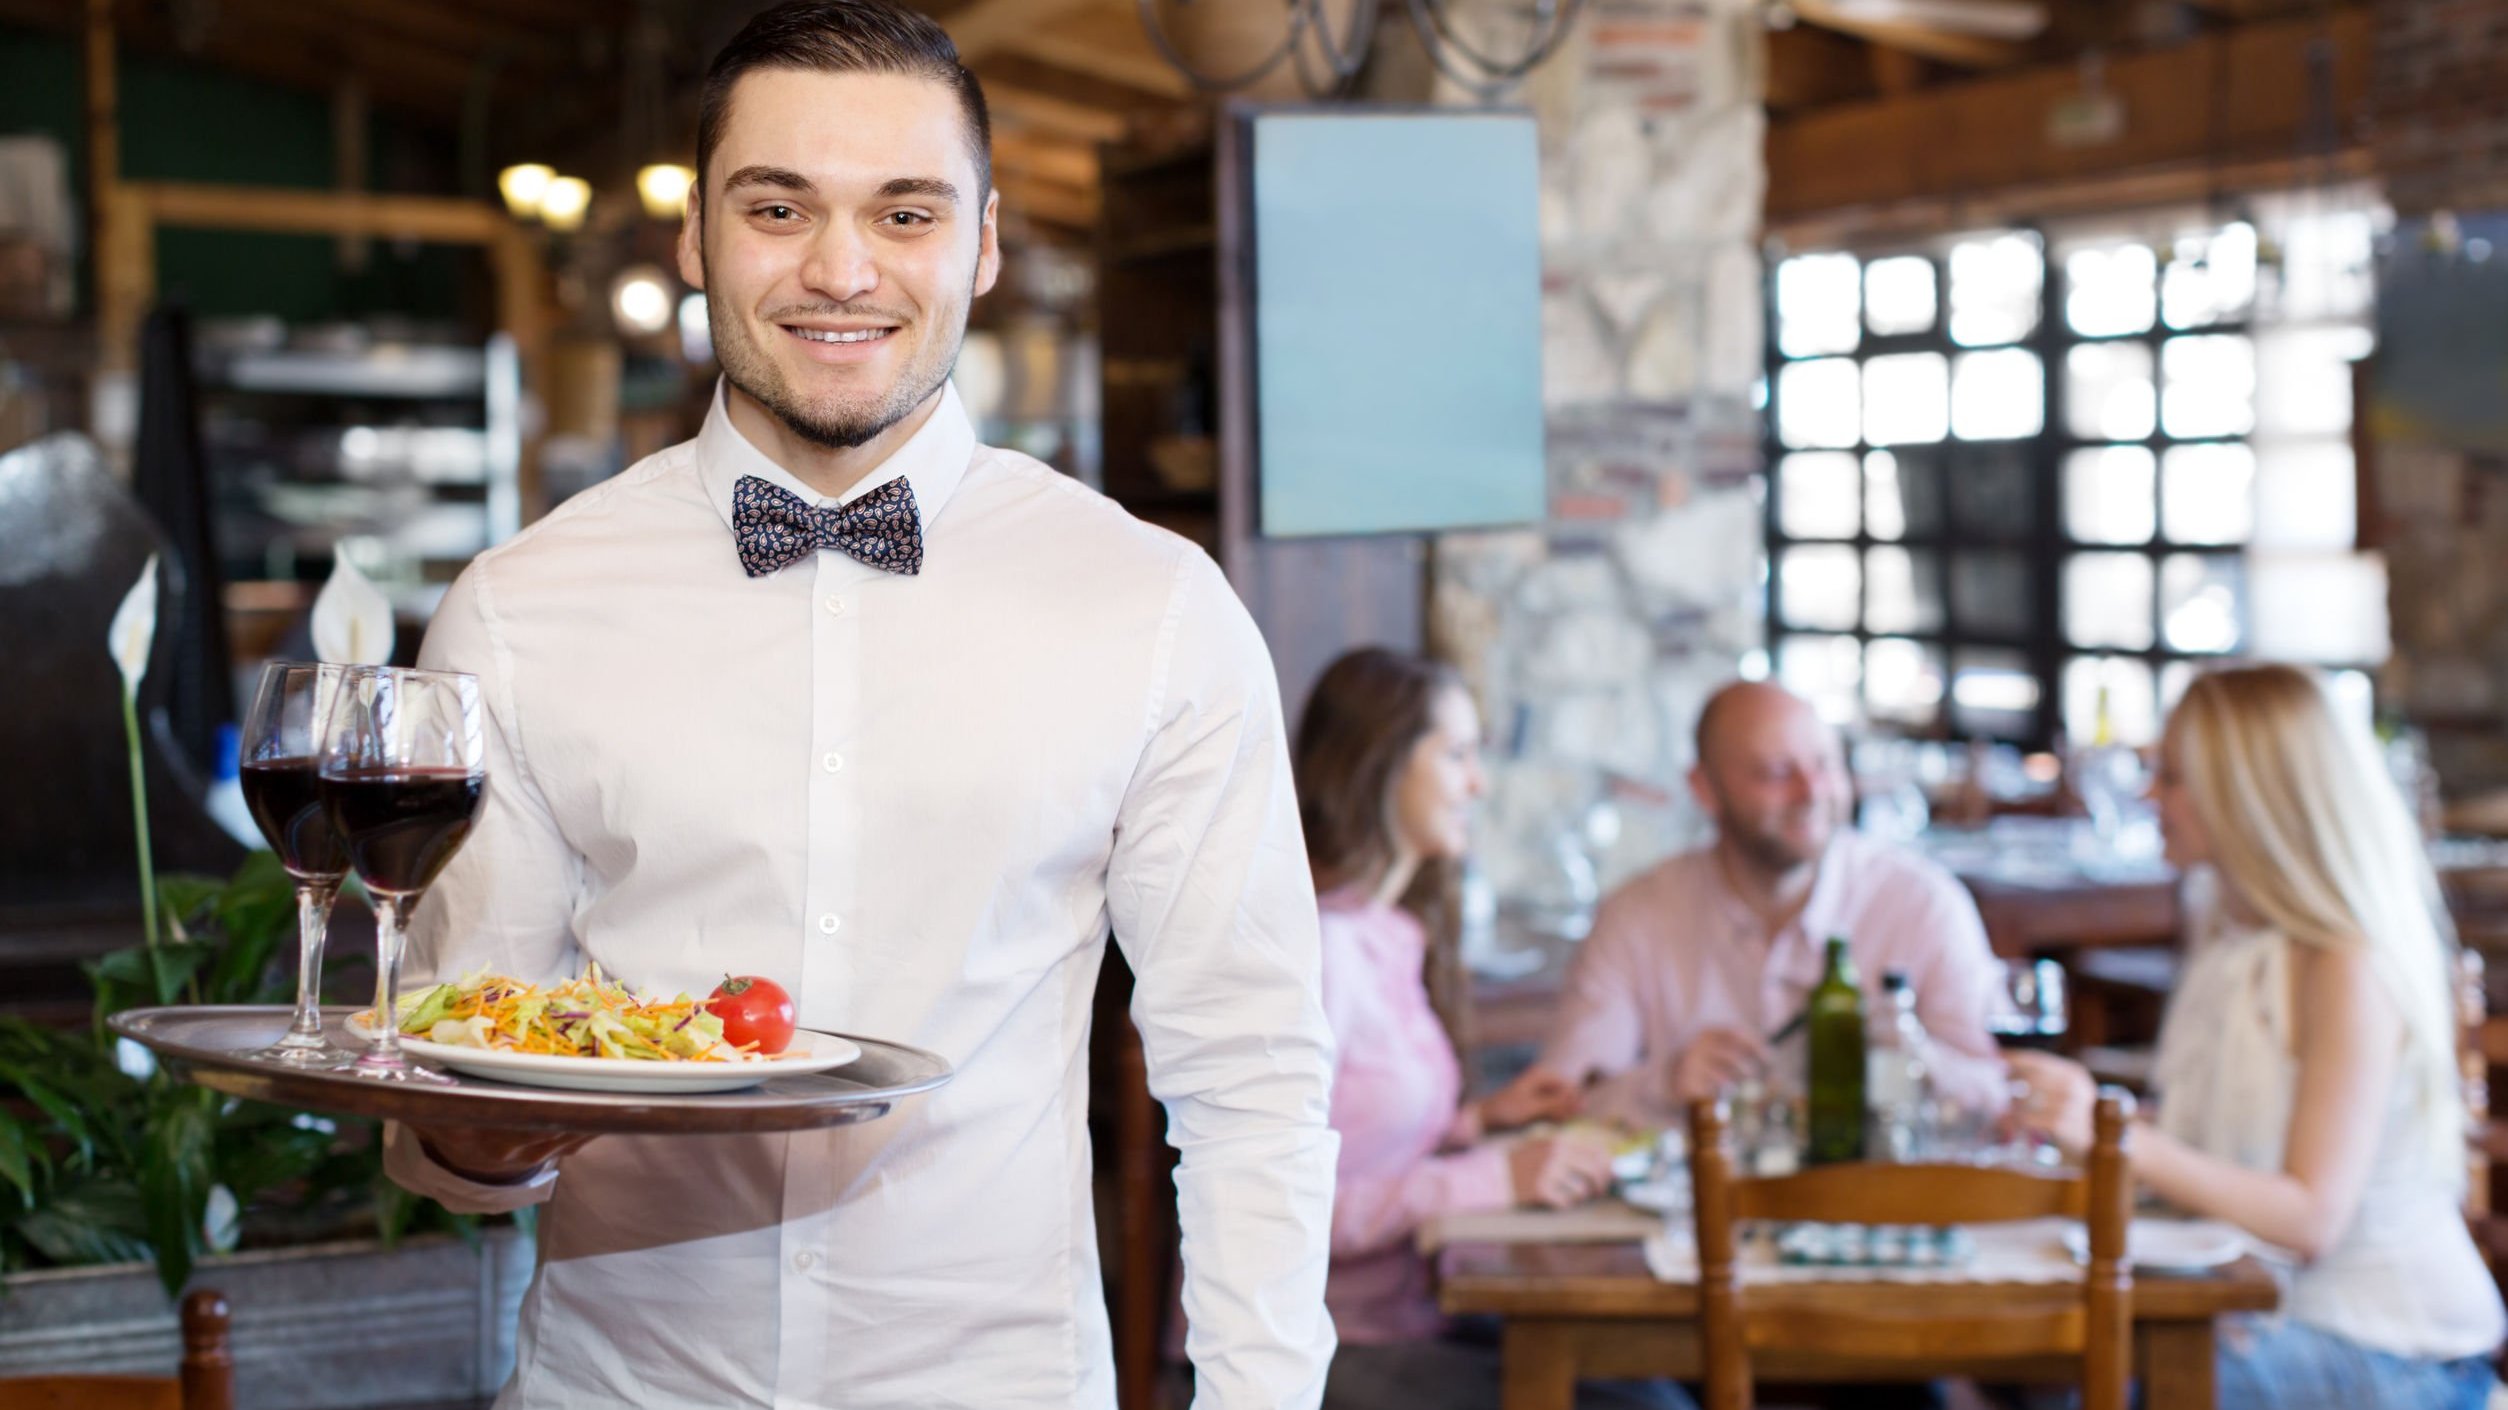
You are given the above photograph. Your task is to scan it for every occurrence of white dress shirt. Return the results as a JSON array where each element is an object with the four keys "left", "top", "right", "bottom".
[{"left": 384, "top": 382, "right": 1338, "bottom": 1409}]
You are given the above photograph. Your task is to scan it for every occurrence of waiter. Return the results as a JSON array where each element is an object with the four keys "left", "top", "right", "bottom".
[{"left": 385, "top": 3, "right": 1338, "bottom": 1404}]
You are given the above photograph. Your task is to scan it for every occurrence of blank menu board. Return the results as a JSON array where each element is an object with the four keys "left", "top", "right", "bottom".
[{"left": 1249, "top": 110, "right": 1547, "bottom": 538}]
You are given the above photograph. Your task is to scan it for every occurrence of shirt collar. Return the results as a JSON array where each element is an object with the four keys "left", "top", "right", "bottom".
[{"left": 696, "top": 377, "right": 975, "bottom": 537}]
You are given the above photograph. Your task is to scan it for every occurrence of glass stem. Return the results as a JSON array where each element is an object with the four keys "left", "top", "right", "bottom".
[
  {"left": 281, "top": 881, "right": 339, "bottom": 1045},
  {"left": 361, "top": 893, "right": 410, "bottom": 1070}
]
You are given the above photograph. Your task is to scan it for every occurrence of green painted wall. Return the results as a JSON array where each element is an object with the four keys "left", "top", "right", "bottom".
[{"left": 0, "top": 23, "right": 474, "bottom": 325}]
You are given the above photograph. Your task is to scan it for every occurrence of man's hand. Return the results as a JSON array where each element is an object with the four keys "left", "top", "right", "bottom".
[
  {"left": 1480, "top": 1066, "right": 1584, "bottom": 1131},
  {"left": 1668, "top": 1028, "right": 1767, "bottom": 1104},
  {"left": 411, "top": 1125, "right": 598, "bottom": 1185},
  {"left": 1506, "top": 1132, "right": 1617, "bottom": 1209}
]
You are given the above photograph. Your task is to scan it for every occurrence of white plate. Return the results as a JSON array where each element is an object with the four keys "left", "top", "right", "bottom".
[
  {"left": 345, "top": 1015, "right": 861, "bottom": 1094},
  {"left": 2063, "top": 1218, "right": 2247, "bottom": 1273}
]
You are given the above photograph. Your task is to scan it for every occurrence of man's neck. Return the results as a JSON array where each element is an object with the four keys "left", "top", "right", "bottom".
[
  {"left": 1713, "top": 836, "right": 1822, "bottom": 940},
  {"left": 725, "top": 381, "right": 942, "bottom": 501}
]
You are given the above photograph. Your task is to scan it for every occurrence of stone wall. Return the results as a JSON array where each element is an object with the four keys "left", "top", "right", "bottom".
[{"left": 1419, "top": 0, "right": 1768, "bottom": 901}]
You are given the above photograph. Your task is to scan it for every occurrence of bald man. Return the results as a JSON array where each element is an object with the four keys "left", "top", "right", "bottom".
[{"left": 1487, "top": 681, "right": 2006, "bottom": 1130}]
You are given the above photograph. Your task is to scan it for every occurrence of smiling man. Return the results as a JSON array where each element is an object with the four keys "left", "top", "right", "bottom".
[
  {"left": 1483, "top": 680, "right": 2007, "bottom": 1130},
  {"left": 381, "top": 4, "right": 1338, "bottom": 1407}
]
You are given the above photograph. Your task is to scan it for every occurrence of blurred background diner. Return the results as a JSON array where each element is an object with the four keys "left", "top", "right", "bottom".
[{"left": 6, "top": 0, "right": 2508, "bottom": 1407}]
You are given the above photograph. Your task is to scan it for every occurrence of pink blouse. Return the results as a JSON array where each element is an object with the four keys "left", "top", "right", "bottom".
[{"left": 1318, "top": 889, "right": 1514, "bottom": 1345}]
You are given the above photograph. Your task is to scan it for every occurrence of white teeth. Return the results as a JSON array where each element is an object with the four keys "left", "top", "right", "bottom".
[{"left": 792, "top": 327, "right": 889, "bottom": 344}]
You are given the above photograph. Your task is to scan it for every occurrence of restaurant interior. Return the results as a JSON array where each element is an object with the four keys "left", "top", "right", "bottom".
[{"left": 4, "top": 0, "right": 2507, "bottom": 1407}]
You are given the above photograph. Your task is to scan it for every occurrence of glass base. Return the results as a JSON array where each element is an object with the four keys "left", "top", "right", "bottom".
[
  {"left": 246, "top": 1041, "right": 355, "bottom": 1071},
  {"left": 352, "top": 1056, "right": 457, "bottom": 1085}
]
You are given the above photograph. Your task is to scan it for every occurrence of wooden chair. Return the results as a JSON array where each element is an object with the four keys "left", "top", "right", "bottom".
[
  {"left": 0, "top": 1289, "right": 232, "bottom": 1409},
  {"left": 1688, "top": 1094, "right": 2135, "bottom": 1410}
]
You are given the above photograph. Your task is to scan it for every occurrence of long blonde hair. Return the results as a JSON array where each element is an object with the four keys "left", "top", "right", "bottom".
[{"left": 2168, "top": 664, "right": 2462, "bottom": 1167}]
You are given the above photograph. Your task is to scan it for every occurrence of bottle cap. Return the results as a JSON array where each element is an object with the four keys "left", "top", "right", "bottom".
[{"left": 1881, "top": 967, "right": 1911, "bottom": 991}]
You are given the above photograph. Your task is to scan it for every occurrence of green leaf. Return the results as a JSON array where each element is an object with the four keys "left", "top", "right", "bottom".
[
  {"left": 155, "top": 873, "right": 226, "bottom": 931},
  {"left": 85, "top": 943, "right": 213, "bottom": 1013},
  {"left": 140, "top": 1090, "right": 217, "bottom": 1296},
  {"left": 0, "top": 1111, "right": 39, "bottom": 1205},
  {"left": 0, "top": 1059, "right": 96, "bottom": 1165},
  {"left": 14, "top": 1179, "right": 153, "bottom": 1267}
]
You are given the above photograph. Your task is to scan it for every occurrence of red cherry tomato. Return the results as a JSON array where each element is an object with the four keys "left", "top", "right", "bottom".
[{"left": 706, "top": 975, "right": 796, "bottom": 1055}]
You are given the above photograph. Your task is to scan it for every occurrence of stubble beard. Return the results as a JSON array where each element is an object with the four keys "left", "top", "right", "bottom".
[{"left": 703, "top": 252, "right": 970, "bottom": 452}]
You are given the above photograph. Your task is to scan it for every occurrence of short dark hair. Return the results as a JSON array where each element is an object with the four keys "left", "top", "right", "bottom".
[{"left": 696, "top": 0, "right": 992, "bottom": 206}]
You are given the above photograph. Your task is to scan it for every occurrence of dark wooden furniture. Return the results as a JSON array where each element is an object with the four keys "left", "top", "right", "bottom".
[
  {"left": 1689, "top": 1094, "right": 2134, "bottom": 1410},
  {"left": 1964, "top": 875, "right": 2181, "bottom": 960},
  {"left": 0, "top": 1288, "right": 233, "bottom": 1410},
  {"left": 1438, "top": 1237, "right": 2278, "bottom": 1410}
]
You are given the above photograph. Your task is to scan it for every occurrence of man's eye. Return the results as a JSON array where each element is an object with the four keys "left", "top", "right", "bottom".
[
  {"left": 757, "top": 205, "right": 799, "bottom": 222},
  {"left": 884, "top": 211, "right": 932, "bottom": 228}
]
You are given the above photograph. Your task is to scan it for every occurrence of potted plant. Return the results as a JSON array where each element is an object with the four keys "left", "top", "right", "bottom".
[{"left": 0, "top": 558, "right": 531, "bottom": 1409}]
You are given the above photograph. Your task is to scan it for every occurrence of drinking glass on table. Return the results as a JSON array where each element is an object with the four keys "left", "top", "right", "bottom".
[
  {"left": 237, "top": 661, "right": 357, "bottom": 1068},
  {"left": 318, "top": 666, "right": 486, "bottom": 1084},
  {"left": 1990, "top": 957, "right": 2070, "bottom": 1164}
]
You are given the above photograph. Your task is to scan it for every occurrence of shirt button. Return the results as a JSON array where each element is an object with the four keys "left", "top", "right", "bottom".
[
  {"left": 822, "top": 752, "right": 844, "bottom": 773},
  {"left": 792, "top": 1250, "right": 817, "bottom": 1271},
  {"left": 818, "top": 914, "right": 841, "bottom": 935},
  {"left": 823, "top": 595, "right": 845, "bottom": 615}
]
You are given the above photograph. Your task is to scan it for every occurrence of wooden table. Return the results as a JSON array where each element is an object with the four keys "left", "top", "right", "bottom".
[{"left": 1438, "top": 1239, "right": 2280, "bottom": 1410}]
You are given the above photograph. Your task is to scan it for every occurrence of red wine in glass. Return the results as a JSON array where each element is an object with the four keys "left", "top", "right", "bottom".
[
  {"left": 318, "top": 666, "right": 486, "bottom": 1084},
  {"left": 241, "top": 757, "right": 351, "bottom": 882},
  {"left": 321, "top": 769, "right": 484, "bottom": 894},
  {"left": 239, "top": 663, "right": 359, "bottom": 1069}
]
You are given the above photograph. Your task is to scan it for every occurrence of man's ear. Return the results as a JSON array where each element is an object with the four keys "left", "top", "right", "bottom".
[
  {"left": 675, "top": 202, "right": 705, "bottom": 290},
  {"left": 1687, "top": 763, "right": 1719, "bottom": 821},
  {"left": 972, "top": 188, "right": 1001, "bottom": 298}
]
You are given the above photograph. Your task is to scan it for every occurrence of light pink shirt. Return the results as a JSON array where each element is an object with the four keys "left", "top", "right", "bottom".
[
  {"left": 1540, "top": 831, "right": 2006, "bottom": 1122},
  {"left": 1318, "top": 890, "right": 1514, "bottom": 1345}
]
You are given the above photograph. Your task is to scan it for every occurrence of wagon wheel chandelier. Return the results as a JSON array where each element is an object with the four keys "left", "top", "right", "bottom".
[{"left": 1136, "top": 0, "right": 1591, "bottom": 99}]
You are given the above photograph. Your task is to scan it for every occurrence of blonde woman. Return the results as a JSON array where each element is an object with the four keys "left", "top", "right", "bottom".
[{"left": 2012, "top": 665, "right": 2503, "bottom": 1409}]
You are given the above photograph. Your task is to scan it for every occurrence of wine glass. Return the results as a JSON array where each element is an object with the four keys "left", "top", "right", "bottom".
[
  {"left": 1990, "top": 957, "right": 2070, "bottom": 1164},
  {"left": 318, "top": 666, "right": 486, "bottom": 1084},
  {"left": 237, "top": 661, "right": 357, "bottom": 1069}
]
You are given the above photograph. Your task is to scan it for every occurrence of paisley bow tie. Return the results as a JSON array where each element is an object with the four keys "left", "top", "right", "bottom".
[{"left": 730, "top": 474, "right": 924, "bottom": 578}]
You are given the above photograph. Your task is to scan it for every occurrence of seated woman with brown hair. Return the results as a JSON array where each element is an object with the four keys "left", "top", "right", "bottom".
[
  {"left": 1295, "top": 647, "right": 1687, "bottom": 1410},
  {"left": 2012, "top": 664, "right": 2504, "bottom": 1409}
]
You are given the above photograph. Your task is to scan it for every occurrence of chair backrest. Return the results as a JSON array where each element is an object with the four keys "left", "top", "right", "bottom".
[
  {"left": 0, "top": 1289, "right": 232, "bottom": 1410},
  {"left": 1688, "top": 1093, "right": 2134, "bottom": 1410}
]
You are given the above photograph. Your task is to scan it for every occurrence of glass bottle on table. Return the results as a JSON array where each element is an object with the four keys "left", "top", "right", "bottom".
[
  {"left": 236, "top": 661, "right": 357, "bottom": 1069},
  {"left": 1867, "top": 967, "right": 1934, "bottom": 1162},
  {"left": 318, "top": 666, "right": 487, "bottom": 1084},
  {"left": 1805, "top": 935, "right": 1867, "bottom": 1165}
]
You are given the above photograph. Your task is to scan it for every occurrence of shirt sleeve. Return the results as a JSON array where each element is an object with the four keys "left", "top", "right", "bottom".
[
  {"left": 1537, "top": 889, "right": 1653, "bottom": 1087},
  {"left": 1105, "top": 550, "right": 1337, "bottom": 1410},
  {"left": 1315, "top": 914, "right": 1513, "bottom": 1259},
  {"left": 1903, "top": 869, "right": 2009, "bottom": 1114},
  {"left": 381, "top": 558, "right": 586, "bottom": 1209}
]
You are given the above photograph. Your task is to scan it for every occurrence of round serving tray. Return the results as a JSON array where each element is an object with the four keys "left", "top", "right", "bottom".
[{"left": 109, "top": 1005, "right": 954, "bottom": 1136}]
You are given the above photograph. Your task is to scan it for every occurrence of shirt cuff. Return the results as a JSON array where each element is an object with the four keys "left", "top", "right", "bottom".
[{"left": 381, "top": 1121, "right": 560, "bottom": 1215}]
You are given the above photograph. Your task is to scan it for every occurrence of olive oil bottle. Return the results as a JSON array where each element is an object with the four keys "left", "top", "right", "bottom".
[{"left": 1806, "top": 936, "right": 1867, "bottom": 1165}]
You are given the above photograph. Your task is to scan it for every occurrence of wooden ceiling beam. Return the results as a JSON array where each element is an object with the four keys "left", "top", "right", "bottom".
[
  {"left": 943, "top": 0, "right": 1106, "bottom": 62},
  {"left": 995, "top": 170, "right": 1099, "bottom": 231},
  {"left": 1765, "top": 6, "right": 2374, "bottom": 223},
  {"left": 983, "top": 83, "right": 1129, "bottom": 144},
  {"left": 1790, "top": 0, "right": 2033, "bottom": 69},
  {"left": 1764, "top": 23, "right": 1879, "bottom": 111},
  {"left": 990, "top": 128, "right": 1099, "bottom": 188},
  {"left": 1007, "top": 29, "right": 1195, "bottom": 98}
]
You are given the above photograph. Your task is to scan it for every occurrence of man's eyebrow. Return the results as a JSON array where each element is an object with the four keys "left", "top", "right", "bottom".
[
  {"left": 721, "top": 165, "right": 817, "bottom": 195},
  {"left": 877, "top": 177, "right": 960, "bottom": 204}
]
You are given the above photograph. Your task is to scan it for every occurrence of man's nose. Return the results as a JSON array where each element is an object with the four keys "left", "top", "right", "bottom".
[{"left": 797, "top": 221, "right": 879, "bottom": 302}]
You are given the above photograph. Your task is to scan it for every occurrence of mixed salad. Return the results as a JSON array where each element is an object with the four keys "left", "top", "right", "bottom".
[{"left": 390, "top": 968, "right": 778, "bottom": 1063}]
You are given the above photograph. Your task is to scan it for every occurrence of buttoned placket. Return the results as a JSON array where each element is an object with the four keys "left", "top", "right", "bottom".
[{"left": 773, "top": 524, "right": 882, "bottom": 1403}]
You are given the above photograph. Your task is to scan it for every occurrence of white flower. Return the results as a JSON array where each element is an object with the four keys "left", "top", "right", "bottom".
[
  {"left": 107, "top": 554, "right": 159, "bottom": 699},
  {"left": 312, "top": 554, "right": 395, "bottom": 665},
  {"left": 113, "top": 1036, "right": 158, "bottom": 1080},
  {"left": 202, "top": 1184, "right": 240, "bottom": 1255}
]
